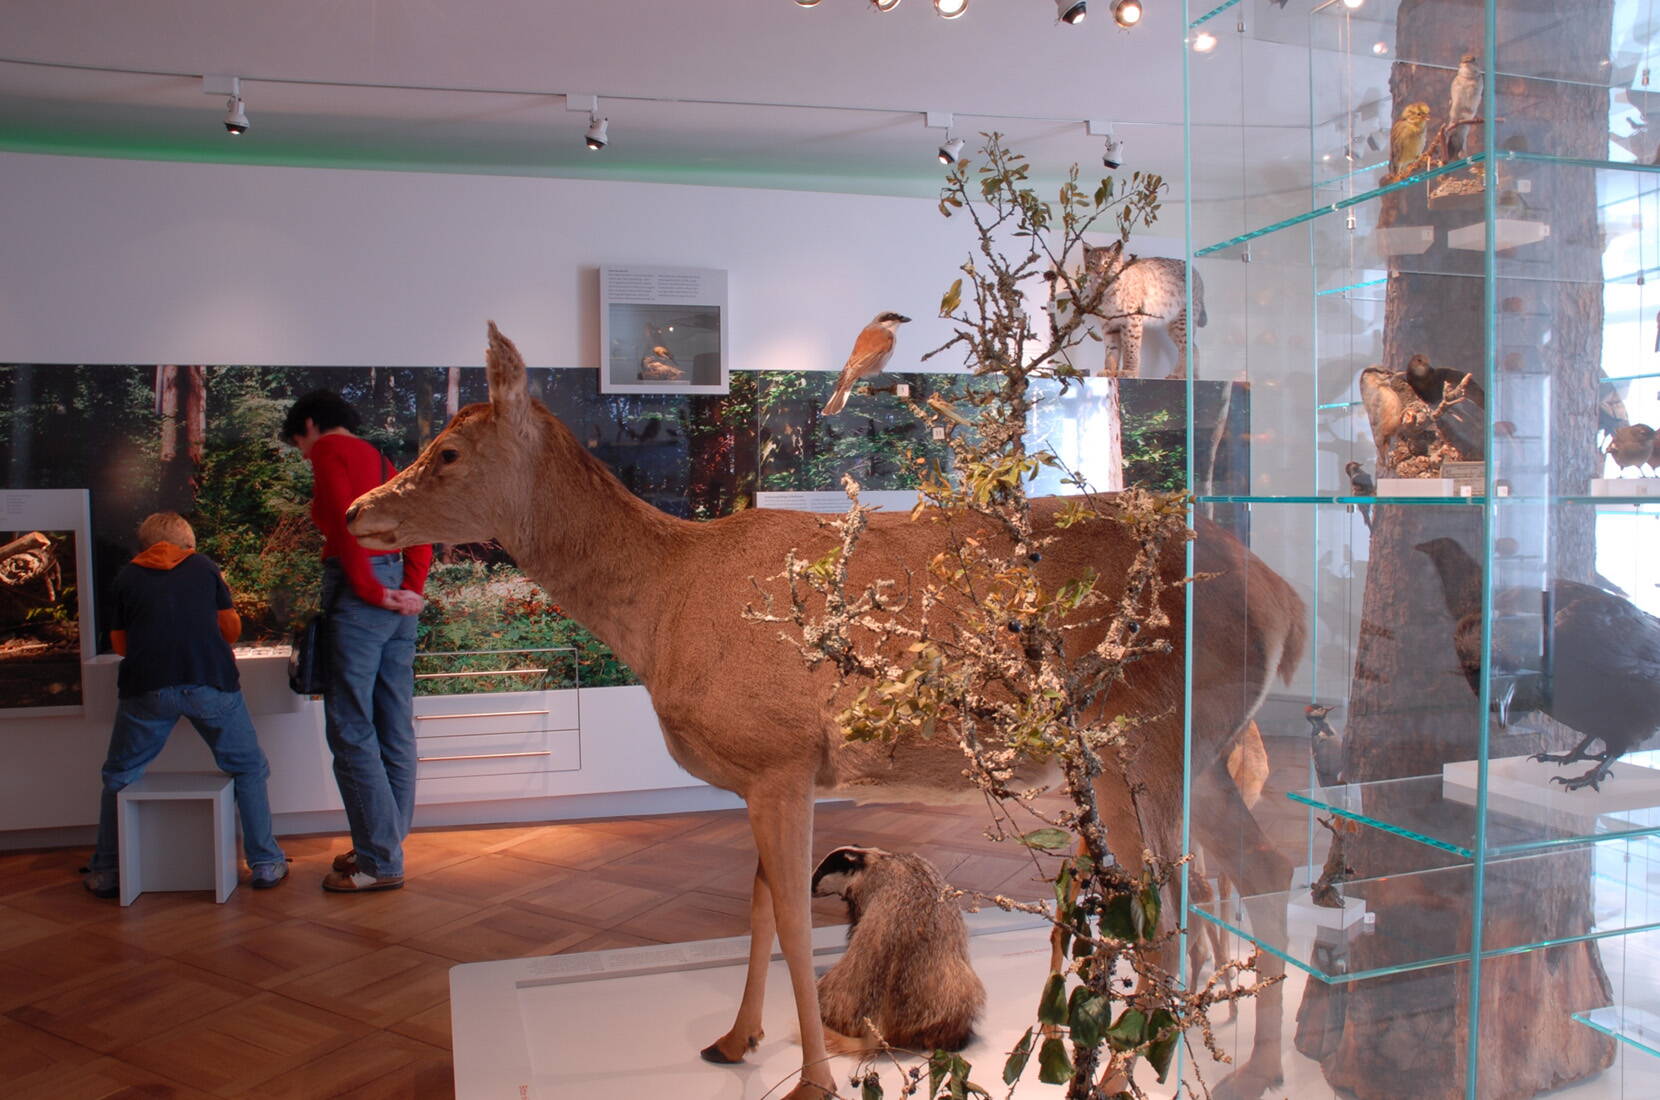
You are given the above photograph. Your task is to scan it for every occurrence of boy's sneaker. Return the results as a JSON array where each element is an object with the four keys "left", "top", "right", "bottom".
[
  {"left": 250, "top": 861, "right": 289, "bottom": 890},
  {"left": 83, "top": 869, "right": 119, "bottom": 898},
  {"left": 322, "top": 869, "right": 404, "bottom": 893}
]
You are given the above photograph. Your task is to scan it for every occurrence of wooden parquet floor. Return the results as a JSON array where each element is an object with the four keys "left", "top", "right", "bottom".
[
  {"left": 0, "top": 798, "right": 1063, "bottom": 1100},
  {"left": 0, "top": 738, "right": 1312, "bottom": 1099}
]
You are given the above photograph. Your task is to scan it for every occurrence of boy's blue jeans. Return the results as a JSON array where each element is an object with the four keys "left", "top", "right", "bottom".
[{"left": 91, "top": 684, "right": 285, "bottom": 871}]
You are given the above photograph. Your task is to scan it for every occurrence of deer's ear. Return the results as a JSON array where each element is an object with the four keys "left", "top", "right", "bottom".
[{"left": 485, "top": 321, "right": 531, "bottom": 429}]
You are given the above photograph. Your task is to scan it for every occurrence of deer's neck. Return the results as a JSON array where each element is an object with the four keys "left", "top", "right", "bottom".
[{"left": 499, "top": 416, "right": 689, "bottom": 682}]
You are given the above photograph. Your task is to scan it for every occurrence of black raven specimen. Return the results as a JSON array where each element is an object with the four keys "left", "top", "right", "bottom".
[{"left": 1416, "top": 537, "right": 1660, "bottom": 790}]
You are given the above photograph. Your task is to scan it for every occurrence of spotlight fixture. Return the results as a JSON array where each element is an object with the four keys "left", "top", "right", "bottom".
[
  {"left": 585, "top": 113, "right": 609, "bottom": 150},
  {"left": 224, "top": 95, "right": 249, "bottom": 135},
  {"left": 872, "top": 0, "right": 901, "bottom": 11},
  {"left": 935, "top": 0, "right": 968, "bottom": 16},
  {"left": 938, "top": 136, "right": 965, "bottom": 164},
  {"left": 1193, "top": 30, "right": 1218, "bottom": 52},
  {"left": 1056, "top": 0, "right": 1087, "bottom": 24},
  {"left": 1372, "top": 41, "right": 1389, "bottom": 55},
  {"left": 1112, "top": 0, "right": 1142, "bottom": 27},
  {"left": 1102, "top": 133, "right": 1124, "bottom": 169},
  {"left": 794, "top": 0, "right": 823, "bottom": 5},
  {"left": 1341, "top": 0, "right": 1364, "bottom": 7}
]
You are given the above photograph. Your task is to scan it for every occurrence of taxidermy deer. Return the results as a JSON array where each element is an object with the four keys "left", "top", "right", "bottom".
[{"left": 346, "top": 324, "right": 1306, "bottom": 1100}]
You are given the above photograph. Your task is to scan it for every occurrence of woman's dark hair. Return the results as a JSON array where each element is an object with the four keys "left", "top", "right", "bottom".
[{"left": 280, "top": 389, "right": 361, "bottom": 441}]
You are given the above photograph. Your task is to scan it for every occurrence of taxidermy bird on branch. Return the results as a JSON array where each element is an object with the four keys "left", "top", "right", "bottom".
[
  {"left": 1444, "top": 53, "right": 1483, "bottom": 161},
  {"left": 1387, "top": 102, "right": 1433, "bottom": 183},
  {"left": 1416, "top": 537, "right": 1660, "bottom": 791},
  {"left": 1304, "top": 704, "right": 1346, "bottom": 788},
  {"left": 822, "top": 311, "right": 910, "bottom": 416}
]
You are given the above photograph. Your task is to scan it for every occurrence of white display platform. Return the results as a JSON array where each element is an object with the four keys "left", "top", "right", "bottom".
[
  {"left": 455, "top": 907, "right": 1660, "bottom": 1099},
  {"left": 1443, "top": 753, "right": 1660, "bottom": 830},
  {"left": 1590, "top": 477, "right": 1660, "bottom": 499},
  {"left": 1376, "top": 477, "right": 1462, "bottom": 499},
  {"left": 453, "top": 911, "right": 1103, "bottom": 1099},
  {"left": 755, "top": 490, "right": 918, "bottom": 514}
]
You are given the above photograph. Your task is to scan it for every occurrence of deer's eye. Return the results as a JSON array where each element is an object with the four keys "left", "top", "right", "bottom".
[{"left": 440, "top": 448, "right": 460, "bottom": 465}]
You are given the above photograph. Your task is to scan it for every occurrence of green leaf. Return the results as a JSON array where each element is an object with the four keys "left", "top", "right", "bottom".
[
  {"left": 929, "top": 1050, "right": 951, "bottom": 1095},
  {"left": 1003, "top": 1028, "right": 1034, "bottom": 1085},
  {"left": 1037, "top": 972, "right": 1068, "bottom": 1026},
  {"left": 1100, "top": 891, "right": 1138, "bottom": 941},
  {"left": 1019, "top": 827, "right": 1070, "bottom": 851},
  {"left": 1036, "top": 1037, "right": 1074, "bottom": 1085},
  {"left": 940, "top": 277, "right": 963, "bottom": 317},
  {"left": 1148, "top": 1009, "right": 1180, "bottom": 1082},
  {"left": 1106, "top": 1007, "right": 1149, "bottom": 1052},
  {"left": 1067, "top": 986, "right": 1111, "bottom": 1049},
  {"left": 1139, "top": 884, "right": 1162, "bottom": 939}
]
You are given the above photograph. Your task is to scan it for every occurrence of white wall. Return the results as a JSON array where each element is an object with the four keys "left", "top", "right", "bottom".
[
  {"left": 0, "top": 151, "right": 982, "bottom": 845},
  {"left": 0, "top": 152, "right": 972, "bottom": 372}
]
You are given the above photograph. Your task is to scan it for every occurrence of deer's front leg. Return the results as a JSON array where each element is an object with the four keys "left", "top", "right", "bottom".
[
  {"left": 750, "top": 784, "right": 836, "bottom": 1099},
  {"left": 700, "top": 857, "right": 772, "bottom": 1064}
]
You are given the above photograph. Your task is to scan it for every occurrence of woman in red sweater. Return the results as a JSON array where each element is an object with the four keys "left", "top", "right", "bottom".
[{"left": 283, "top": 390, "right": 432, "bottom": 892}]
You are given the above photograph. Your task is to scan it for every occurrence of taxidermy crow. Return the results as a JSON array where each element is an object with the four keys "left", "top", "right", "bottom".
[
  {"left": 1416, "top": 537, "right": 1660, "bottom": 791},
  {"left": 1405, "top": 355, "right": 1486, "bottom": 459}
]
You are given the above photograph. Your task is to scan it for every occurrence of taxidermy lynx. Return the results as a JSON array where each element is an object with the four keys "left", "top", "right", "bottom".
[{"left": 1083, "top": 240, "right": 1206, "bottom": 379}]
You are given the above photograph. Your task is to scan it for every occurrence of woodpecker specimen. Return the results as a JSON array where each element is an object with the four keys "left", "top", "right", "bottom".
[
  {"left": 1305, "top": 704, "right": 1346, "bottom": 788},
  {"left": 1345, "top": 460, "right": 1375, "bottom": 527}
]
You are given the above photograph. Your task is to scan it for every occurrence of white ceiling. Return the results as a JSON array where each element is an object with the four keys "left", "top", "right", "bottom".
[{"left": 0, "top": 0, "right": 1212, "bottom": 199}]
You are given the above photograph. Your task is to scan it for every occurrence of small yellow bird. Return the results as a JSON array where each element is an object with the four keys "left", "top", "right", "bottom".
[
  {"left": 822, "top": 311, "right": 910, "bottom": 416},
  {"left": 1388, "top": 102, "right": 1433, "bottom": 182}
]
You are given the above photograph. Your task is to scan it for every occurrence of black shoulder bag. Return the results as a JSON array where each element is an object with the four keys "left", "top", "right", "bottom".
[{"left": 289, "top": 449, "right": 398, "bottom": 696}]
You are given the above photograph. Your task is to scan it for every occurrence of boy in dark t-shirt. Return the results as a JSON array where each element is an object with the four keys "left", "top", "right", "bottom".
[{"left": 84, "top": 513, "right": 288, "bottom": 897}]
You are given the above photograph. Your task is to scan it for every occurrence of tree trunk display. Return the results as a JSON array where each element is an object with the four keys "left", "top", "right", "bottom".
[{"left": 1304, "top": 1, "right": 1617, "bottom": 1095}]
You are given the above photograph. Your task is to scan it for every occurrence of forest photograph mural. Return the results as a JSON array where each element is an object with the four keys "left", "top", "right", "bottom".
[{"left": 0, "top": 363, "right": 1229, "bottom": 689}]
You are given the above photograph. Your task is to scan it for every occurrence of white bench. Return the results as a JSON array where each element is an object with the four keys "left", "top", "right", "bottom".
[{"left": 116, "top": 772, "right": 237, "bottom": 906}]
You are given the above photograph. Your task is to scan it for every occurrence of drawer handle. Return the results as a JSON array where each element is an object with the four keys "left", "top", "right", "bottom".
[
  {"left": 417, "top": 750, "right": 555, "bottom": 763},
  {"left": 416, "top": 709, "right": 549, "bottom": 721}
]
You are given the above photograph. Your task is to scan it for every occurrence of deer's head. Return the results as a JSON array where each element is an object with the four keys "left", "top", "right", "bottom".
[{"left": 347, "top": 322, "right": 542, "bottom": 551}]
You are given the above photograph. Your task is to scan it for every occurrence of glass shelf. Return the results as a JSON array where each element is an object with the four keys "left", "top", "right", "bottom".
[
  {"left": 1195, "top": 151, "right": 1660, "bottom": 261},
  {"left": 1573, "top": 1004, "right": 1660, "bottom": 1060},
  {"left": 1194, "top": 494, "right": 1485, "bottom": 506},
  {"left": 1188, "top": 0, "right": 1244, "bottom": 30},
  {"left": 1191, "top": 841, "right": 1660, "bottom": 984},
  {"left": 1288, "top": 773, "right": 1660, "bottom": 859}
]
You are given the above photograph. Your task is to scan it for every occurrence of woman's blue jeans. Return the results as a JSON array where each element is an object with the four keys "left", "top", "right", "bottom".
[
  {"left": 322, "top": 556, "right": 418, "bottom": 878},
  {"left": 92, "top": 684, "right": 285, "bottom": 872}
]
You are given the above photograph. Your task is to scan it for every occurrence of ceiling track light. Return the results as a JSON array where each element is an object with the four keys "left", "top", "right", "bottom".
[
  {"left": 938, "top": 136, "right": 965, "bottom": 164},
  {"left": 1056, "top": 0, "right": 1087, "bottom": 24},
  {"left": 585, "top": 112, "right": 609, "bottom": 150},
  {"left": 1112, "top": 0, "right": 1143, "bottom": 27},
  {"left": 872, "top": 0, "right": 901, "bottom": 11},
  {"left": 793, "top": 0, "right": 823, "bottom": 6},
  {"left": 203, "top": 75, "right": 248, "bottom": 135},
  {"left": 934, "top": 0, "right": 968, "bottom": 16}
]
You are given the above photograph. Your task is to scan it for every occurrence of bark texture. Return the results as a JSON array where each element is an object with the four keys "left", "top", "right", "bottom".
[{"left": 1303, "top": 1, "right": 1618, "bottom": 1095}]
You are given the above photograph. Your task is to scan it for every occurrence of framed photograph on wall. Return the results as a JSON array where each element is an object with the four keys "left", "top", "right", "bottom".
[
  {"left": 0, "top": 488, "right": 95, "bottom": 716},
  {"left": 599, "top": 265, "right": 729, "bottom": 395}
]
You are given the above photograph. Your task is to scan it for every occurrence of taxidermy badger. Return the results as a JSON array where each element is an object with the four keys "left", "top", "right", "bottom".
[{"left": 810, "top": 846, "right": 986, "bottom": 1053}]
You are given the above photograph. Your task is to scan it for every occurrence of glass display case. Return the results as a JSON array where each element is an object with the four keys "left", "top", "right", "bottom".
[{"left": 1183, "top": 0, "right": 1660, "bottom": 1096}]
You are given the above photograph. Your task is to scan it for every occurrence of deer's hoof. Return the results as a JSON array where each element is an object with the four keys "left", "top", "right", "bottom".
[
  {"left": 1210, "top": 1060, "right": 1284, "bottom": 1100},
  {"left": 699, "top": 1030, "right": 761, "bottom": 1064}
]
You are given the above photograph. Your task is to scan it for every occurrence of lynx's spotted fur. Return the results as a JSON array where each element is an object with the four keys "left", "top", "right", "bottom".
[{"left": 1084, "top": 240, "right": 1206, "bottom": 379}]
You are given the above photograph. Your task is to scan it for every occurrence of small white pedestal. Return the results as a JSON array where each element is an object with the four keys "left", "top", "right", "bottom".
[{"left": 117, "top": 772, "right": 237, "bottom": 906}]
